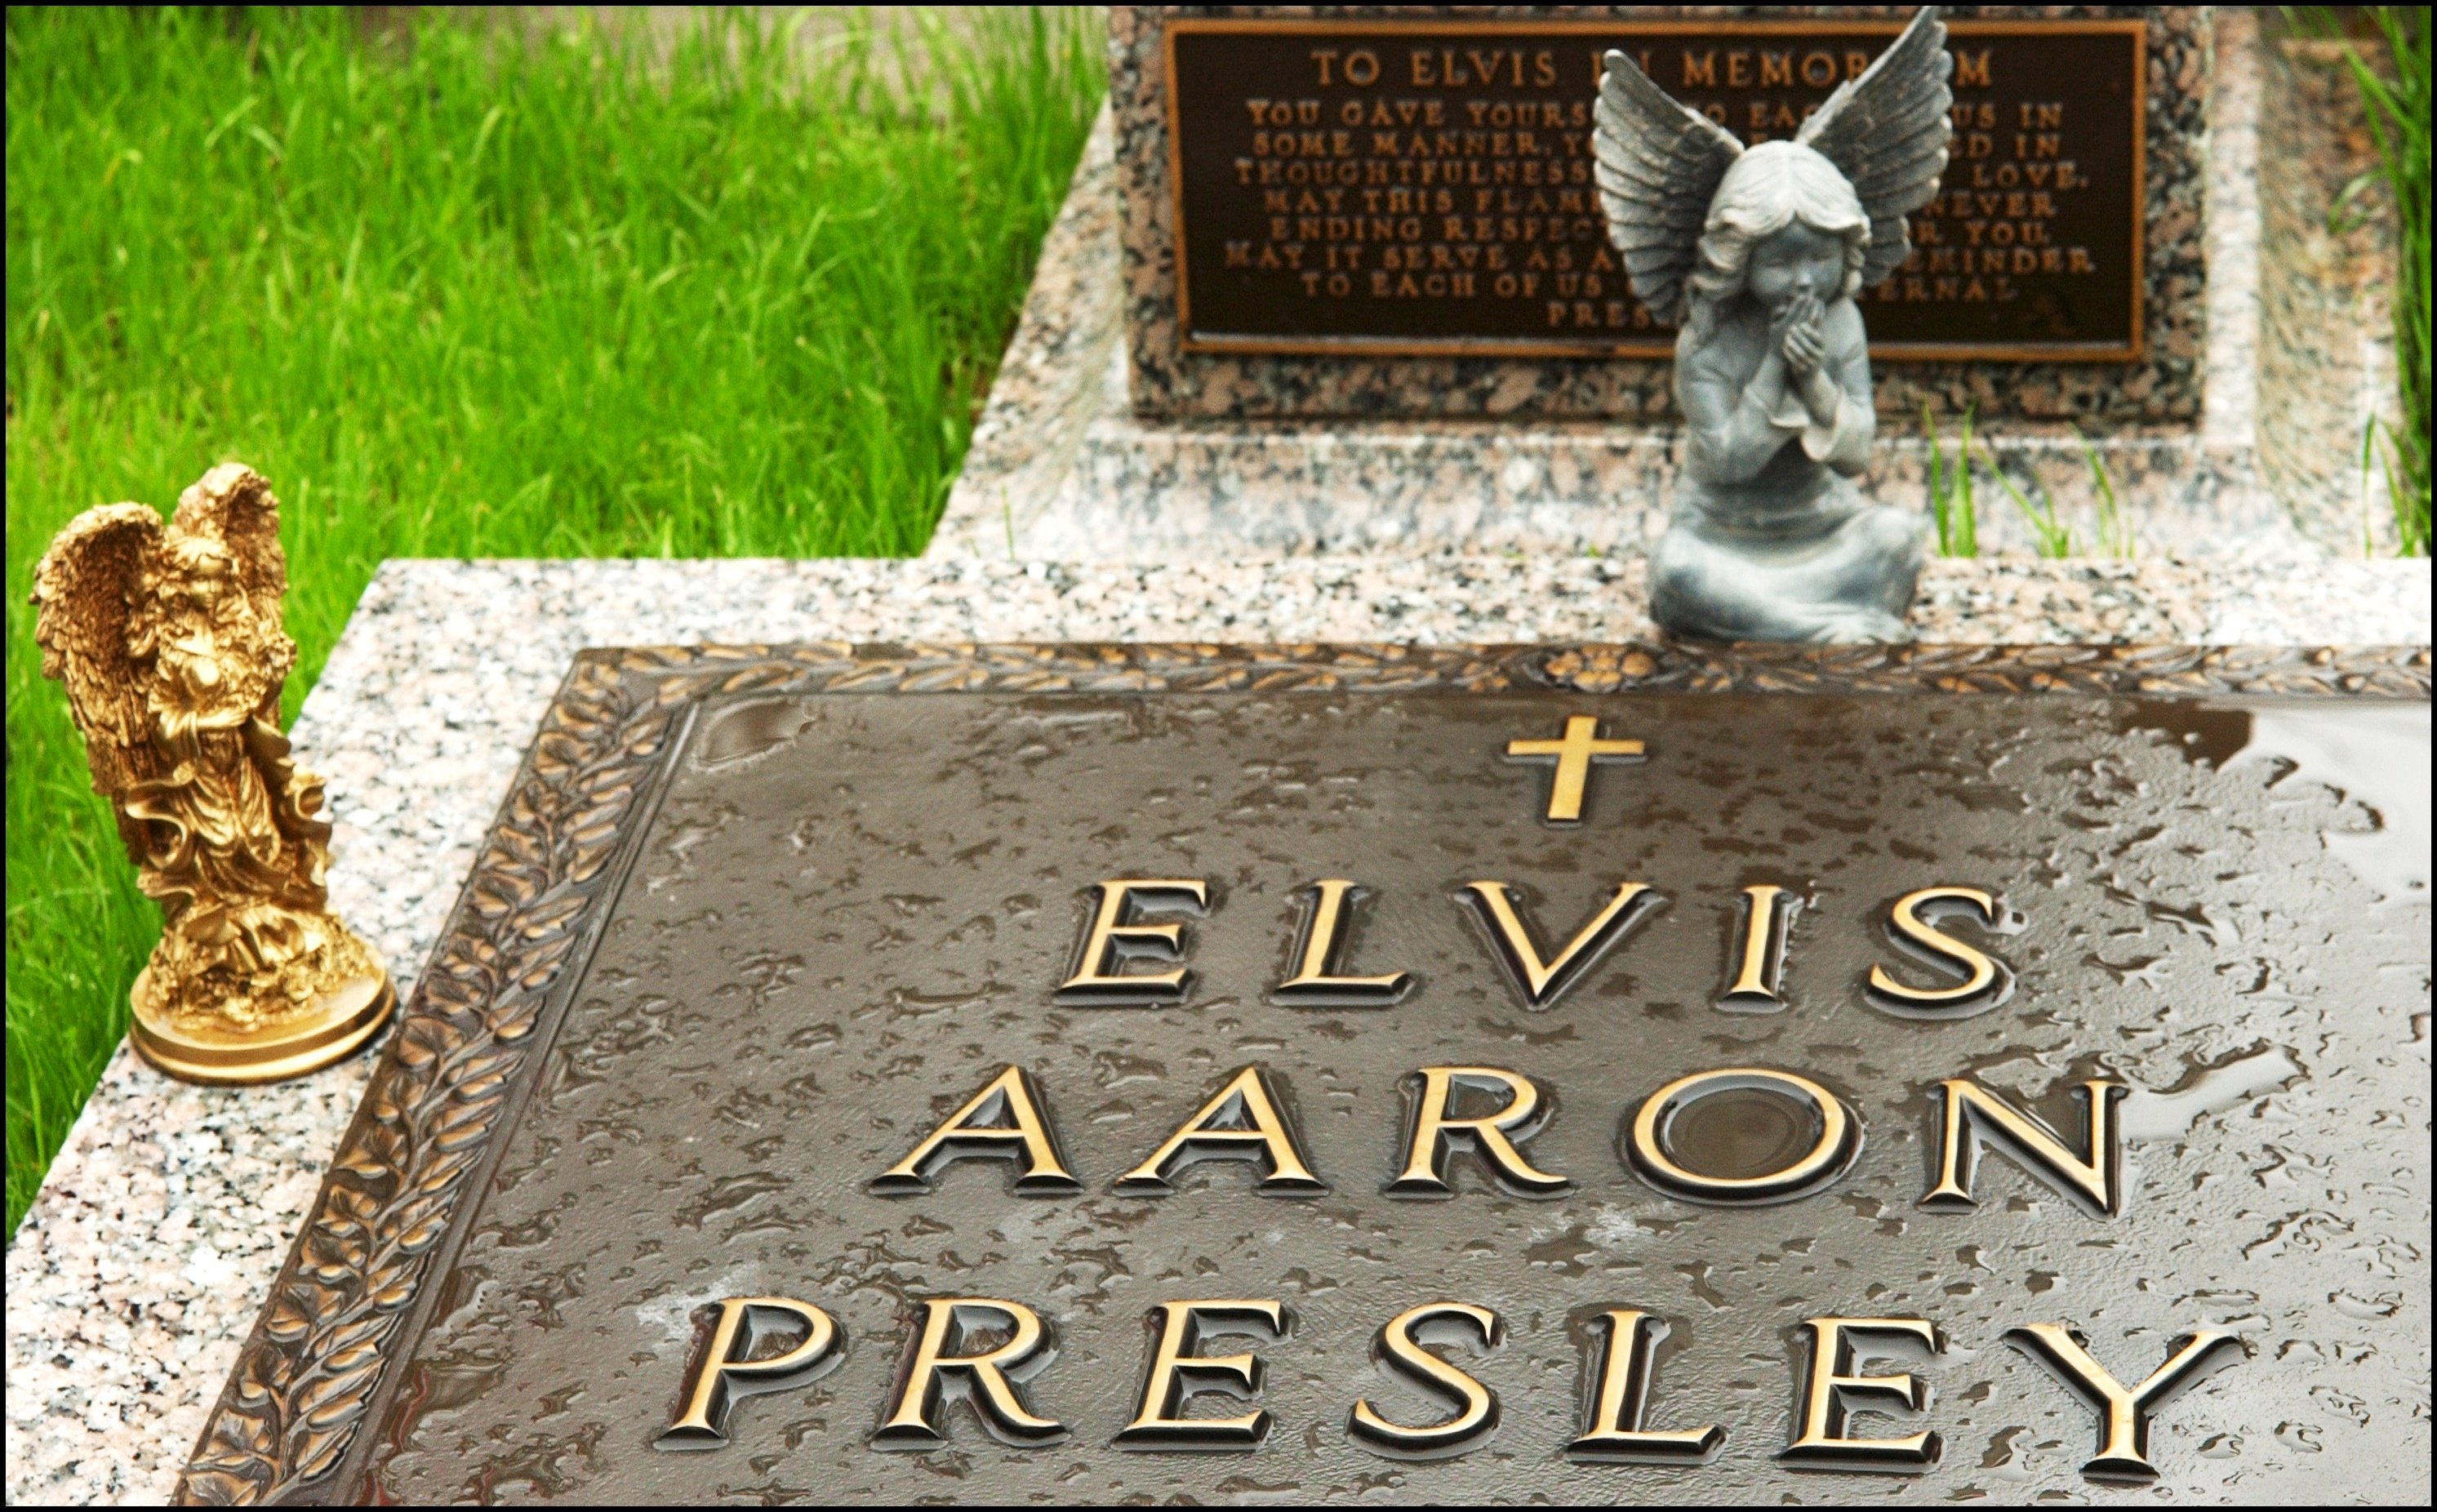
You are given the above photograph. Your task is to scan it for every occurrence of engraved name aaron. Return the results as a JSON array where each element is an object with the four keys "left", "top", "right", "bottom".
[
  {"left": 1168, "top": 20, "right": 2143, "bottom": 356},
  {"left": 657, "top": 717, "right": 2246, "bottom": 1483}
]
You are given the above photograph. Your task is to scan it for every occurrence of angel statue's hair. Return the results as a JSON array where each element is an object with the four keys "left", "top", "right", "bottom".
[
  {"left": 1594, "top": 6, "right": 1951, "bottom": 336},
  {"left": 1682, "top": 141, "right": 1872, "bottom": 349}
]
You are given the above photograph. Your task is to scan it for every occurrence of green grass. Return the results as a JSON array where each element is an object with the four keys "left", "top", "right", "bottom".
[
  {"left": 1985, "top": 451, "right": 2076, "bottom": 559},
  {"left": 2343, "top": 7, "right": 2431, "bottom": 554},
  {"left": 1922, "top": 407, "right": 2133, "bottom": 561},
  {"left": 1922, "top": 402, "right": 1979, "bottom": 558},
  {"left": 5, "top": 7, "right": 1104, "bottom": 1233},
  {"left": 2077, "top": 429, "right": 2135, "bottom": 559},
  {"left": 1974, "top": 432, "right": 2134, "bottom": 561},
  {"left": 2299, "top": 6, "right": 2432, "bottom": 552}
]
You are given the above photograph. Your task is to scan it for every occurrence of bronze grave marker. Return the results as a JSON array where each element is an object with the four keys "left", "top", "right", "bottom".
[
  {"left": 182, "top": 645, "right": 2430, "bottom": 1504},
  {"left": 1167, "top": 19, "right": 2146, "bottom": 360}
]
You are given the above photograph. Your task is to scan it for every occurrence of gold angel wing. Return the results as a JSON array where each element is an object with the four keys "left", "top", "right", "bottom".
[
  {"left": 1593, "top": 49, "right": 1745, "bottom": 327},
  {"left": 1796, "top": 5, "right": 1955, "bottom": 290},
  {"left": 32, "top": 503, "right": 168, "bottom": 856},
  {"left": 171, "top": 463, "right": 291, "bottom": 648}
]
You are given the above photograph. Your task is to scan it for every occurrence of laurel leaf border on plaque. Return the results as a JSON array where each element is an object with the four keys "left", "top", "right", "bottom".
[{"left": 173, "top": 641, "right": 2429, "bottom": 1504}]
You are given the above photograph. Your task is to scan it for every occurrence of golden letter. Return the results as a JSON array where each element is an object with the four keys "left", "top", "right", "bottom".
[
  {"left": 1462, "top": 881, "right": 1656, "bottom": 1008},
  {"left": 1116, "top": 1301, "right": 1286, "bottom": 1449},
  {"left": 873, "top": 1297, "right": 1065, "bottom": 1448},
  {"left": 1783, "top": 1317, "right": 1943, "bottom": 1471},
  {"left": 870, "top": 1066, "right": 1079, "bottom": 1194},
  {"left": 1115, "top": 1066, "right": 1323, "bottom": 1194},
  {"left": 1349, "top": 1302, "right": 1502, "bottom": 1458},
  {"left": 1627, "top": 1068, "right": 1859, "bottom": 1204},
  {"left": 657, "top": 1297, "right": 840, "bottom": 1450},
  {"left": 1058, "top": 878, "right": 1209, "bottom": 1003},
  {"left": 2003, "top": 1326, "right": 2245, "bottom": 1480},
  {"left": 1867, "top": 887, "right": 2008, "bottom": 1010},
  {"left": 1275, "top": 879, "right": 1411, "bottom": 1004},
  {"left": 1390, "top": 1065, "right": 1569, "bottom": 1197},
  {"left": 1924, "top": 1077, "right": 2125, "bottom": 1216},
  {"left": 1567, "top": 1310, "right": 1723, "bottom": 1462},
  {"left": 1723, "top": 884, "right": 1794, "bottom": 1008}
]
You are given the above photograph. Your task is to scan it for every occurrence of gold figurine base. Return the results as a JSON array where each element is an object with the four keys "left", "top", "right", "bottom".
[{"left": 130, "top": 967, "right": 396, "bottom": 1086}]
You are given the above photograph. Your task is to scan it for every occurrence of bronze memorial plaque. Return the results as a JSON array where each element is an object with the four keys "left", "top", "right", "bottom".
[
  {"left": 185, "top": 646, "right": 2430, "bottom": 1504},
  {"left": 1167, "top": 19, "right": 2146, "bottom": 360}
]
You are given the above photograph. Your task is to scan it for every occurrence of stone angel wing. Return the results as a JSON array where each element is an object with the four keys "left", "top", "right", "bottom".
[
  {"left": 1796, "top": 5, "right": 1955, "bottom": 290},
  {"left": 1593, "top": 49, "right": 1745, "bottom": 327},
  {"left": 31, "top": 503, "right": 169, "bottom": 853}
]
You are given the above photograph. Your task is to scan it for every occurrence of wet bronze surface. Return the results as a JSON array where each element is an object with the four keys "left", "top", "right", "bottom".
[
  {"left": 181, "top": 646, "right": 2431, "bottom": 1503},
  {"left": 1169, "top": 19, "right": 2144, "bottom": 358}
]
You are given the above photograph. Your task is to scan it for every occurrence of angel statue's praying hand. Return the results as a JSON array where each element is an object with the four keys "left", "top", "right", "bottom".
[
  {"left": 33, "top": 465, "right": 394, "bottom": 1083},
  {"left": 1594, "top": 6, "right": 1954, "bottom": 643}
]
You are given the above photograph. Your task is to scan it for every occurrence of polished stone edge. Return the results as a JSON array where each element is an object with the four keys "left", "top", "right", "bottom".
[
  {"left": 185, "top": 634, "right": 2435, "bottom": 1501},
  {"left": 933, "top": 13, "right": 2373, "bottom": 566},
  {"left": 940, "top": 393, "right": 2306, "bottom": 560},
  {"left": 7, "top": 554, "right": 2430, "bottom": 1507},
  {"left": 942, "top": 102, "right": 1123, "bottom": 558}
]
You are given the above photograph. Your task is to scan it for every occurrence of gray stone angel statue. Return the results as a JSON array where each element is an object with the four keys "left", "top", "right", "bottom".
[{"left": 1594, "top": 7, "right": 1954, "bottom": 643}]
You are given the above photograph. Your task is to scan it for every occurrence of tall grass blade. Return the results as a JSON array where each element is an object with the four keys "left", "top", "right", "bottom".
[
  {"left": 1981, "top": 444, "right": 2076, "bottom": 558},
  {"left": 2306, "top": 6, "right": 2431, "bottom": 554},
  {"left": 1921, "top": 402, "right": 1979, "bottom": 558},
  {"left": 2076, "top": 428, "right": 2135, "bottom": 558}
]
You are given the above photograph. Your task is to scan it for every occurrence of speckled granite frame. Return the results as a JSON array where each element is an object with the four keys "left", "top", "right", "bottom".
[
  {"left": 7, "top": 555, "right": 2429, "bottom": 1506},
  {"left": 1114, "top": 5, "right": 2212, "bottom": 425},
  {"left": 179, "top": 636, "right": 2426, "bottom": 1502},
  {"left": 938, "top": 11, "right": 2320, "bottom": 563}
]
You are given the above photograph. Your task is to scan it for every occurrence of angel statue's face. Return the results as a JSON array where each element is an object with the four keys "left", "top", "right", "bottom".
[{"left": 1745, "top": 221, "right": 1849, "bottom": 311}]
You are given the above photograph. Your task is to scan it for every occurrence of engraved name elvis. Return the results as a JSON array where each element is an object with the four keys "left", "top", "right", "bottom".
[{"left": 657, "top": 717, "right": 2241, "bottom": 1481}]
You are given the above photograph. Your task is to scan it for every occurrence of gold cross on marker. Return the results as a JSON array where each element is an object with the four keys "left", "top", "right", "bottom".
[{"left": 1505, "top": 716, "right": 1645, "bottom": 823}]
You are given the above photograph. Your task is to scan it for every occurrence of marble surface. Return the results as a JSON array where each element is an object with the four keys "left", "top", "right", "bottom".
[
  {"left": 7, "top": 552, "right": 2430, "bottom": 1505},
  {"left": 2204, "top": 4, "right": 2261, "bottom": 447},
  {"left": 942, "top": 103, "right": 1126, "bottom": 560},
  {"left": 1112, "top": 5, "right": 2214, "bottom": 425},
  {"left": 935, "top": 11, "right": 2303, "bottom": 565},
  {"left": 2255, "top": 23, "right": 2406, "bottom": 552}
]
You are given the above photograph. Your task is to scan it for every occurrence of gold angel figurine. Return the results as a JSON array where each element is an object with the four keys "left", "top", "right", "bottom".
[{"left": 33, "top": 464, "right": 393, "bottom": 1083}]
